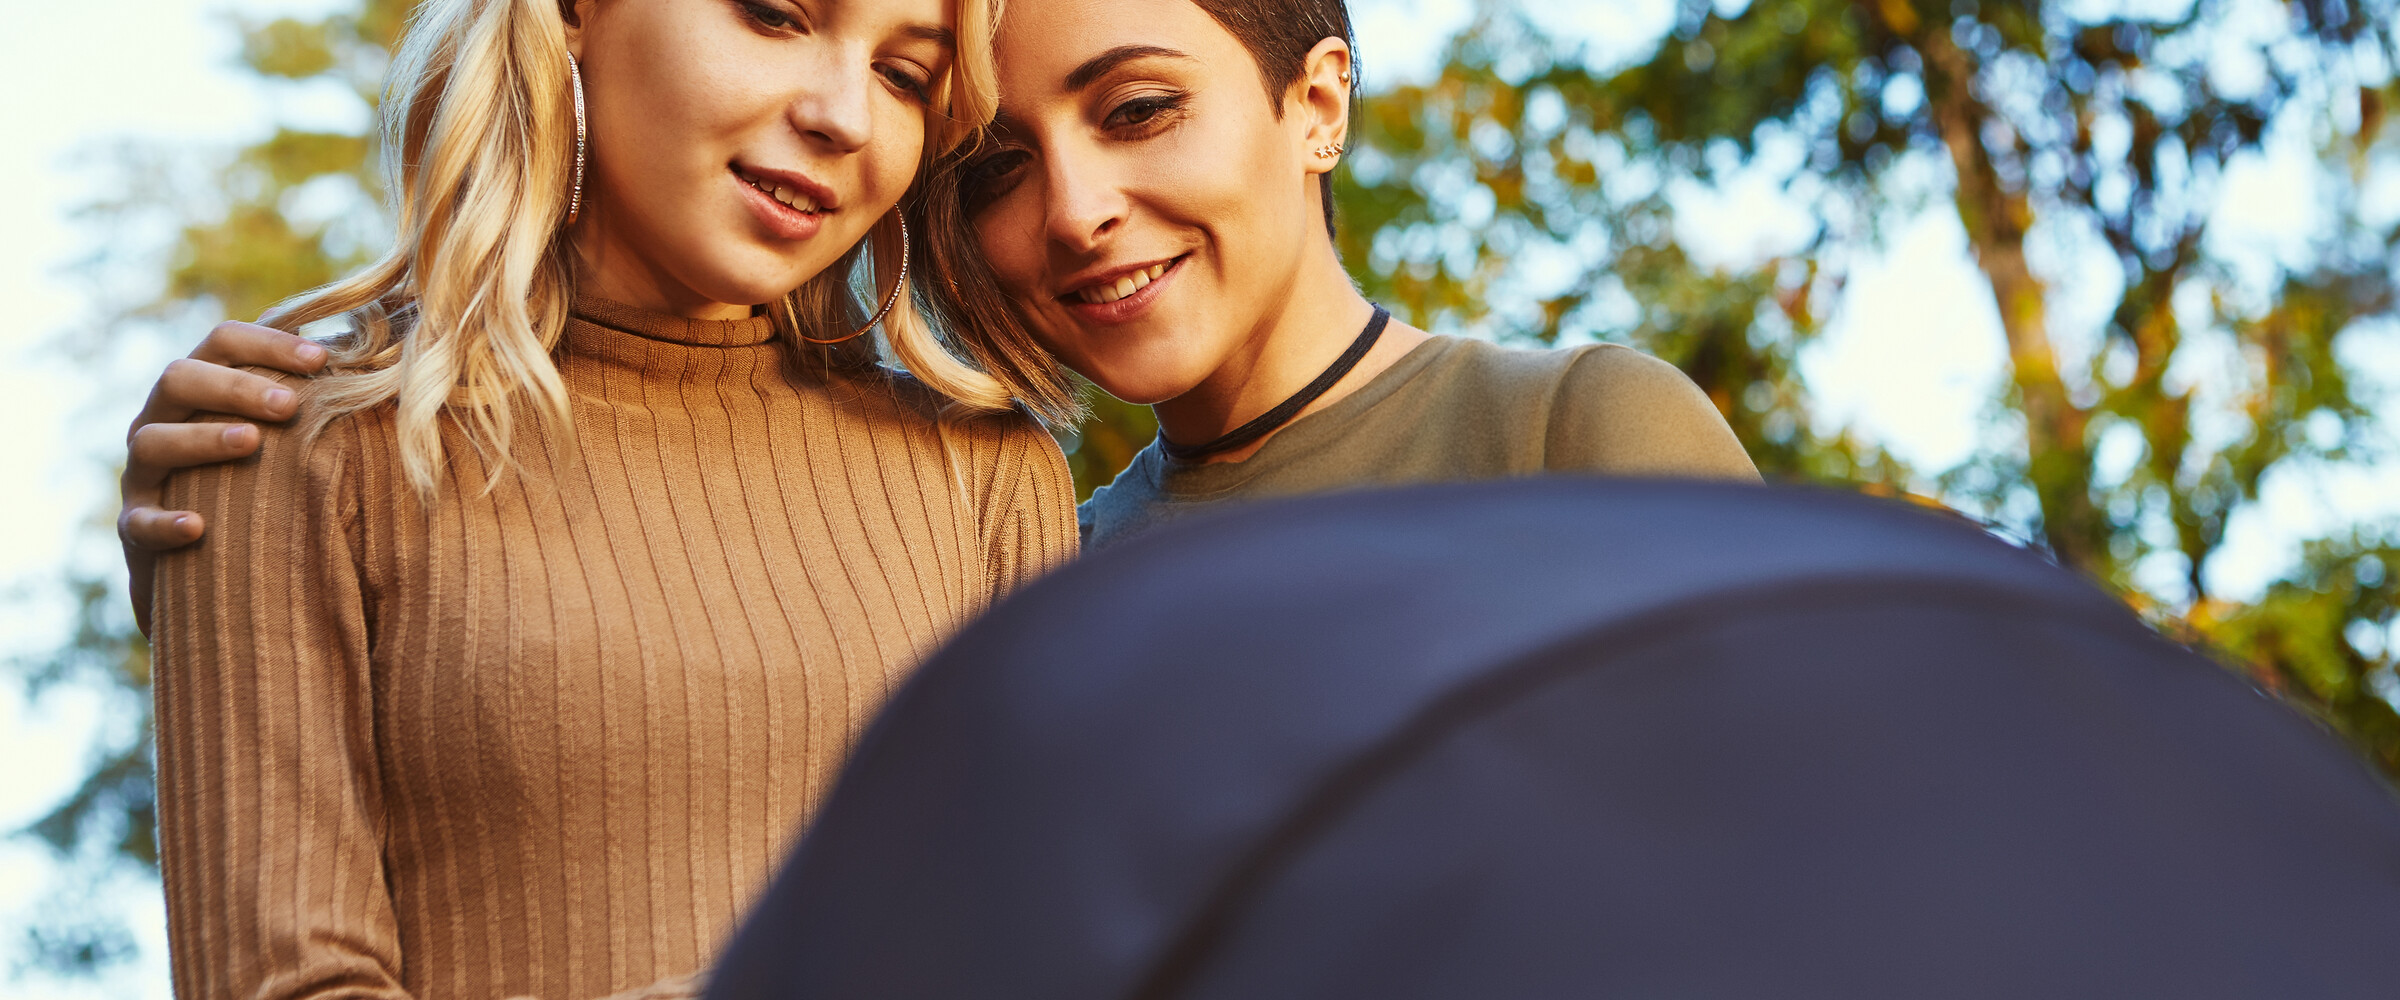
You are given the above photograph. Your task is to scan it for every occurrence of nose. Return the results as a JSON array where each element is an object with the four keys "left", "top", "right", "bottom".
[
  {"left": 1042, "top": 143, "right": 1127, "bottom": 255},
  {"left": 788, "top": 45, "right": 874, "bottom": 153}
]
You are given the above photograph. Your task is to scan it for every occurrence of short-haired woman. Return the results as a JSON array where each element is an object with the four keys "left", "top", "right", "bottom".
[{"left": 918, "top": 0, "right": 1758, "bottom": 550}]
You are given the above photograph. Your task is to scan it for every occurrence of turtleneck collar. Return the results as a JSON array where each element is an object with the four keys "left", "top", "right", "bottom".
[{"left": 568, "top": 295, "right": 779, "bottom": 348}]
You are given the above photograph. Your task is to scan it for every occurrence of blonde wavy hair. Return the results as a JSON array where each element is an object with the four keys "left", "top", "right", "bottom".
[{"left": 274, "top": 0, "right": 1019, "bottom": 498}]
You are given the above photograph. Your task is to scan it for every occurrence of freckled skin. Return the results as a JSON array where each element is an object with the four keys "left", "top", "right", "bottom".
[
  {"left": 568, "top": 0, "right": 950, "bottom": 320},
  {"left": 968, "top": 0, "right": 1429, "bottom": 451}
]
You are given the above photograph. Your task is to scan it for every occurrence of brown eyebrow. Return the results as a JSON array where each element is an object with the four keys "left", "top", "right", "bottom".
[
  {"left": 1064, "top": 45, "right": 1193, "bottom": 92},
  {"left": 897, "top": 23, "right": 955, "bottom": 48}
]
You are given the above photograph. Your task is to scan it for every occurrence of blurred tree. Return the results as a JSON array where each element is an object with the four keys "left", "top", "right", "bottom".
[
  {"left": 1316, "top": 0, "right": 2400, "bottom": 771},
  {"left": 1330, "top": 12, "right": 1916, "bottom": 485},
  {"left": 10, "top": 1, "right": 412, "bottom": 978}
]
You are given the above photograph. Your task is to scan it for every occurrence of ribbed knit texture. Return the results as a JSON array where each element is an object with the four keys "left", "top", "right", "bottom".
[{"left": 151, "top": 297, "right": 1079, "bottom": 1000}]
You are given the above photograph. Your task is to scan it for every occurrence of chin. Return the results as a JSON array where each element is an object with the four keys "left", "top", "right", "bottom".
[
  {"left": 690, "top": 228, "right": 859, "bottom": 306},
  {"left": 689, "top": 258, "right": 820, "bottom": 308},
  {"left": 1038, "top": 320, "right": 1225, "bottom": 407},
  {"left": 1093, "top": 381, "right": 1184, "bottom": 407},
  {"left": 1071, "top": 356, "right": 1211, "bottom": 407}
]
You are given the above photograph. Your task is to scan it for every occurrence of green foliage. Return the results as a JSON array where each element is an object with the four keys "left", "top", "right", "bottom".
[
  {"left": 1650, "top": 0, "right": 2400, "bottom": 766},
  {"left": 7, "top": 566, "right": 156, "bottom": 980},
  {"left": 169, "top": 202, "right": 353, "bottom": 324},
  {"left": 164, "top": 3, "right": 408, "bottom": 323},
  {"left": 240, "top": 17, "right": 342, "bottom": 80},
  {"left": 1061, "top": 390, "right": 1159, "bottom": 501},
  {"left": 16, "top": 575, "right": 154, "bottom": 869},
  {"left": 11, "top": 2, "right": 412, "bottom": 979},
  {"left": 1317, "top": 10, "right": 1913, "bottom": 486},
  {"left": 1318, "top": 0, "right": 2400, "bottom": 774},
  {"left": 2197, "top": 533, "right": 2400, "bottom": 773}
]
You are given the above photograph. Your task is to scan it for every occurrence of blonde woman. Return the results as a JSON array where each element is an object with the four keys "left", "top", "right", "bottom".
[{"left": 138, "top": 0, "right": 1075, "bottom": 998}]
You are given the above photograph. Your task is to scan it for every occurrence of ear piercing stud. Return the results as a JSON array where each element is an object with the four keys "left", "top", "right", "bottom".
[{"left": 1314, "top": 143, "right": 1346, "bottom": 160}]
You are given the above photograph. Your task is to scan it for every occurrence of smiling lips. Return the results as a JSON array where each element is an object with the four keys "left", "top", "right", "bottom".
[
  {"left": 1074, "top": 260, "right": 1171, "bottom": 305},
  {"left": 735, "top": 167, "right": 827, "bottom": 215}
]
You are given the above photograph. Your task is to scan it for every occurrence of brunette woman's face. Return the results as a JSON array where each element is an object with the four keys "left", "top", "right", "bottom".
[
  {"left": 962, "top": 0, "right": 1344, "bottom": 403},
  {"left": 569, "top": 0, "right": 951, "bottom": 313}
]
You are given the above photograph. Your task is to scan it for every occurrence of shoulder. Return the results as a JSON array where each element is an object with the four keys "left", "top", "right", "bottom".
[
  {"left": 1427, "top": 337, "right": 1683, "bottom": 390},
  {"left": 1083, "top": 437, "right": 1159, "bottom": 501},
  {"left": 285, "top": 368, "right": 405, "bottom": 481},
  {"left": 928, "top": 394, "right": 1070, "bottom": 481},
  {"left": 1401, "top": 337, "right": 1697, "bottom": 418},
  {"left": 817, "top": 367, "right": 1061, "bottom": 466},
  {"left": 219, "top": 367, "right": 393, "bottom": 479},
  {"left": 870, "top": 371, "right": 1075, "bottom": 516},
  {"left": 160, "top": 368, "right": 389, "bottom": 551},
  {"left": 1075, "top": 443, "right": 1163, "bottom": 547},
  {"left": 1410, "top": 336, "right": 1581, "bottom": 397},
  {"left": 860, "top": 369, "right": 1049, "bottom": 441},
  {"left": 1400, "top": 338, "right": 1685, "bottom": 416},
  {"left": 1554, "top": 343, "right": 1709, "bottom": 404},
  {"left": 1537, "top": 344, "right": 1761, "bottom": 481}
]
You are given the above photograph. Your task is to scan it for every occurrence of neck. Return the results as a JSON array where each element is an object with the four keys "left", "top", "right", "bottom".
[
  {"left": 570, "top": 216, "right": 754, "bottom": 322},
  {"left": 1152, "top": 237, "right": 1430, "bottom": 464}
]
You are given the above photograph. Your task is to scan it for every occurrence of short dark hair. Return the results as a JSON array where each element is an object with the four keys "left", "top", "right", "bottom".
[{"left": 1190, "top": 0, "right": 1357, "bottom": 239}]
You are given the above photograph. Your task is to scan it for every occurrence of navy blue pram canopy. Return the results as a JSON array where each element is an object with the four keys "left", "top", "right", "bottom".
[{"left": 711, "top": 481, "right": 2400, "bottom": 999}]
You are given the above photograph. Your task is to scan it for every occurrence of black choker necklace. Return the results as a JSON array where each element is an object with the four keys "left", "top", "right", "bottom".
[{"left": 1158, "top": 306, "right": 1392, "bottom": 463}]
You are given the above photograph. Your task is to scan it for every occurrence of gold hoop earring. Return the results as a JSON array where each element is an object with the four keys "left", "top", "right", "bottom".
[
  {"left": 567, "top": 54, "right": 588, "bottom": 225},
  {"left": 800, "top": 214, "right": 910, "bottom": 345}
]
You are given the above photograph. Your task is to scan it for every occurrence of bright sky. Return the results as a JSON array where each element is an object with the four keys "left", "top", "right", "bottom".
[
  {"left": 1, "top": 0, "right": 2394, "bottom": 996},
  {"left": 0, "top": 3, "right": 349, "bottom": 993}
]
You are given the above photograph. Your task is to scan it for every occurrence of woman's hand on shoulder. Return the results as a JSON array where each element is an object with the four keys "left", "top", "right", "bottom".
[{"left": 121, "top": 320, "right": 328, "bottom": 633}]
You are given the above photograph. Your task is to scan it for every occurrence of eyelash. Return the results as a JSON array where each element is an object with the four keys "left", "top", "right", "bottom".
[
  {"left": 958, "top": 91, "right": 1190, "bottom": 210},
  {"left": 959, "top": 149, "right": 1030, "bottom": 210},
  {"left": 1105, "top": 93, "right": 1187, "bottom": 133},
  {"left": 734, "top": 2, "right": 932, "bottom": 102},
  {"left": 881, "top": 65, "right": 933, "bottom": 102},
  {"left": 736, "top": 0, "right": 802, "bottom": 33}
]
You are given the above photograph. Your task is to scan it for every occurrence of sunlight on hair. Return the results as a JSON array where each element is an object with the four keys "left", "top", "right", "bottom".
[{"left": 262, "top": 0, "right": 1017, "bottom": 500}]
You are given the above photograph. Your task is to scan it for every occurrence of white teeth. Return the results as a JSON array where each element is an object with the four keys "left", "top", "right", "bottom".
[
  {"left": 1077, "top": 262, "right": 1168, "bottom": 305},
  {"left": 740, "top": 171, "right": 821, "bottom": 214},
  {"left": 770, "top": 185, "right": 817, "bottom": 213}
]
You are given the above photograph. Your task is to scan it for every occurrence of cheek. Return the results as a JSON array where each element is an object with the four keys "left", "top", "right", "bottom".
[
  {"left": 1136, "top": 109, "right": 1290, "bottom": 247},
  {"left": 867, "top": 108, "right": 929, "bottom": 206},
  {"left": 973, "top": 195, "right": 1045, "bottom": 294},
  {"left": 590, "top": 51, "right": 737, "bottom": 210}
]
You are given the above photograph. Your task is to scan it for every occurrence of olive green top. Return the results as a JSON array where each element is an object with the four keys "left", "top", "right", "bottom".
[{"left": 1079, "top": 336, "right": 1761, "bottom": 550}]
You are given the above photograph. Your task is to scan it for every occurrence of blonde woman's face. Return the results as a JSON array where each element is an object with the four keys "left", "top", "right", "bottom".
[{"left": 568, "top": 0, "right": 952, "bottom": 317}]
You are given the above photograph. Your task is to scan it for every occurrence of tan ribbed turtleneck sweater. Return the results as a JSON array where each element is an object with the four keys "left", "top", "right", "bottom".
[{"left": 151, "top": 298, "right": 1079, "bottom": 1000}]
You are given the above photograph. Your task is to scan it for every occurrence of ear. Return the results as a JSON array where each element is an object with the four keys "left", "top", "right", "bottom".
[
  {"left": 1292, "top": 36, "right": 1354, "bottom": 178},
  {"left": 563, "top": 0, "right": 592, "bottom": 59}
]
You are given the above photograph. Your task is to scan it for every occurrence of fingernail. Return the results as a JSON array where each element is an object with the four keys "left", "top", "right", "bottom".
[
  {"left": 173, "top": 514, "right": 192, "bottom": 529},
  {"left": 223, "top": 425, "right": 248, "bottom": 445},
  {"left": 297, "top": 343, "right": 326, "bottom": 364},
  {"left": 267, "top": 388, "right": 295, "bottom": 409}
]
